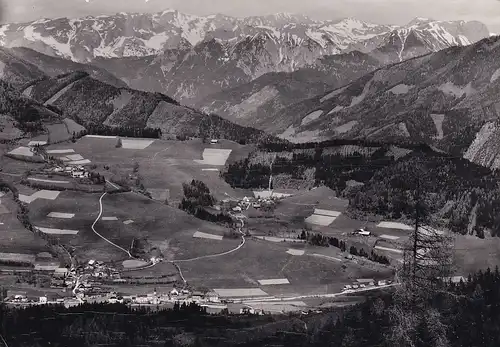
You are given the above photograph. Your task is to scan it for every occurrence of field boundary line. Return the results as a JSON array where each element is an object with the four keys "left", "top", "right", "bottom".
[{"left": 92, "top": 192, "right": 133, "bottom": 258}]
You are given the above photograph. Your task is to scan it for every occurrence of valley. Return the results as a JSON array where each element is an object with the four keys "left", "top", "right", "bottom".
[{"left": 1, "top": 4, "right": 500, "bottom": 347}]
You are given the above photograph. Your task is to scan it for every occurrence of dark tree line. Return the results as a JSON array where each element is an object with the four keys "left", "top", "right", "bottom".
[
  {"left": 178, "top": 180, "right": 233, "bottom": 225},
  {"left": 299, "top": 230, "right": 390, "bottom": 265},
  {"left": 224, "top": 140, "right": 500, "bottom": 238},
  {"left": 86, "top": 124, "right": 162, "bottom": 139}
]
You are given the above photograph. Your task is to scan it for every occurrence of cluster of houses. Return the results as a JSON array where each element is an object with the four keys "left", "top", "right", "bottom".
[
  {"left": 342, "top": 278, "right": 393, "bottom": 291},
  {"left": 222, "top": 196, "right": 275, "bottom": 213},
  {"left": 52, "top": 165, "right": 89, "bottom": 178}
]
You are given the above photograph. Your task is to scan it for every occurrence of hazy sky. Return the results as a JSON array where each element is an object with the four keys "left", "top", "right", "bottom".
[{"left": 3, "top": 0, "right": 500, "bottom": 32}]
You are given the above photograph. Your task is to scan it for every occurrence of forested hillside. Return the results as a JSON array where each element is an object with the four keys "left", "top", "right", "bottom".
[
  {"left": 26, "top": 72, "right": 277, "bottom": 144},
  {"left": 223, "top": 140, "right": 500, "bottom": 237}
]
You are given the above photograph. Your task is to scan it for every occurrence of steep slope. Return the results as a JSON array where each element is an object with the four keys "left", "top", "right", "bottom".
[
  {"left": 10, "top": 47, "right": 127, "bottom": 88},
  {"left": 0, "top": 47, "right": 46, "bottom": 89},
  {"left": 270, "top": 36, "right": 500, "bottom": 169},
  {"left": 0, "top": 12, "right": 394, "bottom": 63},
  {"left": 195, "top": 50, "right": 382, "bottom": 129},
  {"left": 2, "top": 11, "right": 487, "bottom": 104},
  {"left": 26, "top": 72, "right": 274, "bottom": 143},
  {"left": 0, "top": 75, "right": 84, "bottom": 143}
]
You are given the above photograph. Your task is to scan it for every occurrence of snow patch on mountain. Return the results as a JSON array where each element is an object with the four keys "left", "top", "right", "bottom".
[
  {"left": 350, "top": 80, "right": 373, "bottom": 107},
  {"left": 388, "top": 84, "right": 412, "bottom": 95},
  {"left": 491, "top": 68, "right": 500, "bottom": 83},
  {"left": 229, "top": 86, "right": 280, "bottom": 119},
  {"left": 438, "top": 82, "right": 475, "bottom": 98},
  {"left": 335, "top": 120, "right": 358, "bottom": 134},
  {"left": 23, "top": 25, "right": 75, "bottom": 60},
  {"left": 430, "top": 114, "right": 445, "bottom": 139},
  {"left": 399, "top": 122, "right": 411, "bottom": 137},
  {"left": 327, "top": 105, "right": 345, "bottom": 115},
  {"left": 301, "top": 110, "right": 323, "bottom": 126},
  {"left": 464, "top": 122, "right": 497, "bottom": 162},
  {"left": 320, "top": 85, "right": 348, "bottom": 103}
]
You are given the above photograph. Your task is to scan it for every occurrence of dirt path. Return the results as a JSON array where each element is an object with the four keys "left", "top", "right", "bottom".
[{"left": 93, "top": 192, "right": 133, "bottom": 258}]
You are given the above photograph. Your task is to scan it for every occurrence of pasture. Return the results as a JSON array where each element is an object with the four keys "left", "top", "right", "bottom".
[
  {"left": 179, "top": 238, "right": 393, "bottom": 297},
  {"left": 44, "top": 137, "right": 251, "bottom": 203},
  {"left": 0, "top": 193, "right": 52, "bottom": 257}
]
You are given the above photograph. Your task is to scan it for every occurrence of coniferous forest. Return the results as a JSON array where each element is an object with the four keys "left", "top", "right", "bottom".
[
  {"left": 223, "top": 140, "right": 500, "bottom": 238},
  {"left": 1, "top": 267, "right": 500, "bottom": 346}
]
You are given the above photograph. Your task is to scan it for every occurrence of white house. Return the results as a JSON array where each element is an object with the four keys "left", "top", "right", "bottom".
[
  {"left": 170, "top": 288, "right": 179, "bottom": 296},
  {"left": 210, "top": 139, "right": 219, "bottom": 144},
  {"left": 39, "top": 296, "right": 48, "bottom": 304}
]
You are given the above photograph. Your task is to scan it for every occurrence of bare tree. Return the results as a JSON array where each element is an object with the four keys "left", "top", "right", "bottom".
[{"left": 388, "top": 168, "right": 457, "bottom": 347}]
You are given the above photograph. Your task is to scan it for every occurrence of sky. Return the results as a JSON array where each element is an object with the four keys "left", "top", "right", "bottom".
[{"left": 2, "top": 0, "right": 500, "bottom": 32}]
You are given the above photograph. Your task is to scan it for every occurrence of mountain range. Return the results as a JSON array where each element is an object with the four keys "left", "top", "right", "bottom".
[
  {"left": 0, "top": 11, "right": 490, "bottom": 104},
  {"left": 241, "top": 35, "right": 500, "bottom": 171}
]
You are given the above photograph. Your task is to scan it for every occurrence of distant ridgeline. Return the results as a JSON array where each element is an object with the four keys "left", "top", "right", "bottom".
[
  {"left": 223, "top": 139, "right": 500, "bottom": 238},
  {"left": 24, "top": 70, "right": 278, "bottom": 144}
]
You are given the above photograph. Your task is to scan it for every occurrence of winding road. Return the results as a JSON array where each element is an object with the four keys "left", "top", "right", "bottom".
[{"left": 92, "top": 192, "right": 133, "bottom": 258}]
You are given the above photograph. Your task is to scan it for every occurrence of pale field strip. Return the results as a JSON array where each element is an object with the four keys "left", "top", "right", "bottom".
[
  {"left": 122, "top": 259, "right": 149, "bottom": 269},
  {"left": 376, "top": 221, "right": 413, "bottom": 230},
  {"left": 380, "top": 234, "right": 400, "bottom": 240},
  {"left": 213, "top": 288, "right": 269, "bottom": 298},
  {"left": 47, "top": 212, "right": 75, "bottom": 219},
  {"left": 357, "top": 278, "right": 375, "bottom": 283},
  {"left": 0, "top": 252, "right": 36, "bottom": 263},
  {"left": 68, "top": 159, "right": 91, "bottom": 165},
  {"left": 193, "top": 231, "right": 223, "bottom": 241},
  {"left": 19, "top": 190, "right": 60, "bottom": 204},
  {"left": 28, "top": 141, "right": 47, "bottom": 146},
  {"left": 8, "top": 147, "right": 33, "bottom": 157},
  {"left": 194, "top": 149, "right": 233, "bottom": 166},
  {"left": 286, "top": 249, "right": 305, "bottom": 256},
  {"left": 375, "top": 246, "right": 404, "bottom": 254},
  {"left": 34, "top": 264, "right": 59, "bottom": 271},
  {"left": 46, "top": 149, "right": 75, "bottom": 154},
  {"left": 66, "top": 154, "right": 85, "bottom": 161},
  {"left": 309, "top": 253, "right": 342, "bottom": 262},
  {"left": 35, "top": 226, "right": 79, "bottom": 235},
  {"left": 123, "top": 220, "right": 134, "bottom": 225},
  {"left": 314, "top": 209, "right": 342, "bottom": 217},
  {"left": 19, "top": 194, "right": 34, "bottom": 203},
  {"left": 255, "top": 236, "right": 306, "bottom": 243},
  {"left": 253, "top": 190, "right": 293, "bottom": 199},
  {"left": 244, "top": 301, "right": 307, "bottom": 307},
  {"left": 305, "top": 214, "right": 337, "bottom": 226},
  {"left": 257, "top": 279, "right": 290, "bottom": 285},
  {"left": 28, "top": 177, "right": 69, "bottom": 184},
  {"left": 102, "top": 216, "right": 119, "bottom": 221},
  {"left": 121, "top": 139, "right": 155, "bottom": 149},
  {"left": 84, "top": 135, "right": 118, "bottom": 139},
  {"left": 34, "top": 190, "right": 60, "bottom": 200},
  {"left": 0, "top": 192, "right": 4, "bottom": 197},
  {"left": 201, "top": 168, "right": 220, "bottom": 172}
]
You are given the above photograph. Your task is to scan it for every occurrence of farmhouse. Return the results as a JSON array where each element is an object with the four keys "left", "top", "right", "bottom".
[{"left": 210, "top": 139, "right": 219, "bottom": 144}]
